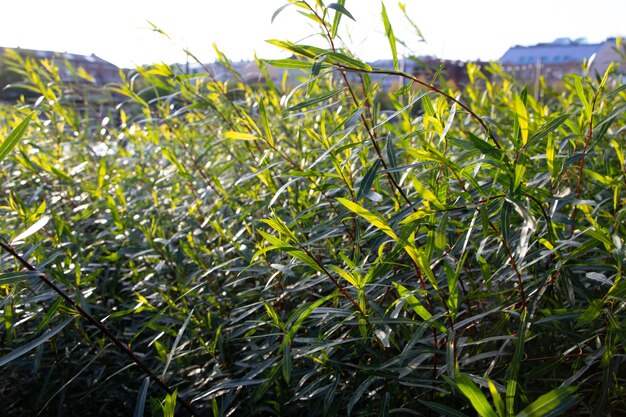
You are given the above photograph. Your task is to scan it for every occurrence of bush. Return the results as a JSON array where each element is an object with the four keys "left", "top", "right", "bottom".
[{"left": 1, "top": 2, "right": 625, "bottom": 416}]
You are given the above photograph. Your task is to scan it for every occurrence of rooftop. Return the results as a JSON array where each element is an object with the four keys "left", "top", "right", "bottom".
[{"left": 500, "top": 38, "right": 613, "bottom": 65}]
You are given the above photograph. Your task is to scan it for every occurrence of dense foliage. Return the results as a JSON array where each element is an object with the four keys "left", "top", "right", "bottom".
[{"left": 1, "top": 2, "right": 625, "bottom": 416}]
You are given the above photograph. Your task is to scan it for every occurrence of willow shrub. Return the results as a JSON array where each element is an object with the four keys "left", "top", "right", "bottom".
[{"left": 1, "top": 2, "right": 626, "bottom": 416}]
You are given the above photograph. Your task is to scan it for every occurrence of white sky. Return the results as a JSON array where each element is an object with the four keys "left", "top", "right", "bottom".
[{"left": 1, "top": 0, "right": 624, "bottom": 68}]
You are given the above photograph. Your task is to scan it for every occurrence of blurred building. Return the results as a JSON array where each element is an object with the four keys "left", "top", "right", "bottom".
[
  {"left": 500, "top": 38, "right": 624, "bottom": 83},
  {"left": 0, "top": 47, "right": 121, "bottom": 101}
]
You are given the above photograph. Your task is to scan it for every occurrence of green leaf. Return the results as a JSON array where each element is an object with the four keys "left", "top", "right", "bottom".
[
  {"left": 282, "top": 343, "right": 292, "bottom": 383},
  {"left": 11, "top": 215, "right": 50, "bottom": 244},
  {"left": 262, "top": 215, "right": 297, "bottom": 242},
  {"left": 327, "top": 2, "right": 355, "bottom": 21},
  {"left": 444, "top": 261, "right": 459, "bottom": 319},
  {"left": 257, "top": 230, "right": 324, "bottom": 273},
  {"left": 348, "top": 376, "right": 380, "bottom": 416},
  {"left": 488, "top": 379, "right": 505, "bottom": 417},
  {"left": 574, "top": 77, "right": 591, "bottom": 118},
  {"left": 394, "top": 282, "right": 432, "bottom": 322},
  {"left": 330, "top": 0, "right": 345, "bottom": 38},
  {"left": 265, "top": 39, "right": 328, "bottom": 60},
  {"left": 516, "top": 386, "right": 578, "bottom": 417},
  {"left": 271, "top": 3, "right": 292, "bottom": 23},
  {"left": 357, "top": 159, "right": 381, "bottom": 201},
  {"left": 133, "top": 377, "right": 150, "bottom": 417},
  {"left": 575, "top": 299, "right": 603, "bottom": 327},
  {"left": 162, "top": 389, "right": 177, "bottom": 417},
  {"left": 262, "top": 58, "right": 313, "bottom": 70},
  {"left": 419, "top": 400, "right": 471, "bottom": 417},
  {"left": 258, "top": 98, "right": 274, "bottom": 146},
  {"left": 608, "top": 279, "right": 626, "bottom": 300},
  {"left": 223, "top": 131, "right": 258, "bottom": 141},
  {"left": 162, "top": 309, "right": 194, "bottom": 378},
  {"left": 0, "top": 317, "right": 73, "bottom": 367},
  {"left": 456, "top": 373, "right": 498, "bottom": 417},
  {"left": 329, "top": 264, "right": 360, "bottom": 288},
  {"left": 0, "top": 270, "right": 41, "bottom": 286},
  {"left": 386, "top": 135, "right": 400, "bottom": 183},
  {"left": 412, "top": 179, "right": 445, "bottom": 209},
  {"left": 529, "top": 114, "right": 570, "bottom": 143},
  {"left": 337, "top": 197, "right": 398, "bottom": 240},
  {"left": 285, "top": 89, "right": 343, "bottom": 112},
  {"left": 324, "top": 52, "right": 372, "bottom": 71},
  {"left": 328, "top": 2, "right": 355, "bottom": 39},
  {"left": 515, "top": 95, "right": 529, "bottom": 145},
  {"left": 381, "top": 2, "right": 398, "bottom": 70},
  {"left": 506, "top": 309, "right": 527, "bottom": 416},
  {"left": 284, "top": 294, "right": 336, "bottom": 346},
  {"left": 263, "top": 301, "right": 283, "bottom": 329},
  {"left": 398, "top": 3, "right": 425, "bottom": 42},
  {"left": 0, "top": 112, "right": 33, "bottom": 163}
]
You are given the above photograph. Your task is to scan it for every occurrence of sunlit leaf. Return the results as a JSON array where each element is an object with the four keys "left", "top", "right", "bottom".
[
  {"left": 456, "top": 373, "right": 498, "bottom": 417},
  {"left": 0, "top": 112, "right": 33, "bottom": 163},
  {"left": 337, "top": 197, "right": 398, "bottom": 240},
  {"left": 11, "top": 215, "right": 50, "bottom": 244},
  {"left": 381, "top": 2, "right": 398, "bottom": 70}
]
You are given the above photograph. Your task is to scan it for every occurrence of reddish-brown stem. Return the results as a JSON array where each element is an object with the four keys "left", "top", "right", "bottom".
[
  {"left": 569, "top": 88, "right": 600, "bottom": 236},
  {"left": 298, "top": 244, "right": 371, "bottom": 325},
  {"left": 305, "top": 3, "right": 414, "bottom": 209},
  {"left": 333, "top": 65, "right": 500, "bottom": 149},
  {"left": 0, "top": 240, "right": 200, "bottom": 417}
]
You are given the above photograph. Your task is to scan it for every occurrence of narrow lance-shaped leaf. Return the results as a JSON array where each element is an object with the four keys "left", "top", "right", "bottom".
[
  {"left": 0, "top": 271, "right": 41, "bottom": 285},
  {"left": 357, "top": 159, "right": 381, "bottom": 201},
  {"left": 324, "top": 52, "right": 372, "bottom": 70},
  {"left": 515, "top": 95, "right": 529, "bottom": 145},
  {"left": 258, "top": 98, "right": 274, "bottom": 146},
  {"left": 574, "top": 77, "right": 591, "bottom": 118},
  {"left": 11, "top": 215, "right": 50, "bottom": 245},
  {"left": 381, "top": 1, "right": 398, "bottom": 70},
  {"left": 337, "top": 197, "right": 398, "bottom": 240},
  {"left": 386, "top": 135, "right": 400, "bottom": 183},
  {"left": 456, "top": 373, "right": 498, "bottom": 417},
  {"left": 516, "top": 386, "right": 578, "bottom": 417},
  {"left": 286, "top": 89, "right": 344, "bottom": 112},
  {"left": 329, "top": 1, "right": 355, "bottom": 38},
  {"left": 263, "top": 301, "right": 283, "bottom": 329},
  {"left": 223, "top": 131, "right": 258, "bottom": 141},
  {"left": 265, "top": 39, "right": 328, "bottom": 60},
  {"left": 529, "top": 113, "right": 569, "bottom": 143},
  {"left": 0, "top": 112, "right": 34, "bottom": 163},
  {"left": 163, "top": 389, "right": 177, "bottom": 417},
  {"left": 271, "top": 3, "right": 292, "bottom": 23},
  {"left": 394, "top": 282, "right": 446, "bottom": 332},
  {"left": 133, "top": 377, "right": 150, "bottom": 417},
  {"left": 329, "top": 264, "right": 360, "bottom": 288},
  {"left": 0, "top": 317, "right": 74, "bottom": 367},
  {"left": 419, "top": 400, "right": 471, "bottom": 417},
  {"left": 262, "top": 58, "right": 313, "bottom": 70},
  {"left": 394, "top": 282, "right": 432, "bottom": 322},
  {"left": 282, "top": 293, "right": 337, "bottom": 349},
  {"left": 162, "top": 309, "right": 194, "bottom": 378},
  {"left": 488, "top": 379, "right": 505, "bottom": 417},
  {"left": 257, "top": 230, "right": 324, "bottom": 273},
  {"left": 398, "top": 3, "right": 425, "bottom": 42},
  {"left": 506, "top": 309, "right": 527, "bottom": 416}
]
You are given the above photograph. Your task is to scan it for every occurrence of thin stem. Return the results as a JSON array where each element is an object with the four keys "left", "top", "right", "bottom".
[
  {"left": 569, "top": 87, "right": 600, "bottom": 236},
  {"left": 0, "top": 240, "right": 200, "bottom": 417},
  {"left": 333, "top": 65, "right": 501, "bottom": 149}
]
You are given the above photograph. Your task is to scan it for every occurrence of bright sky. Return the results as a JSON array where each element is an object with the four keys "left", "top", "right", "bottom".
[{"left": 1, "top": 0, "right": 624, "bottom": 68}]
